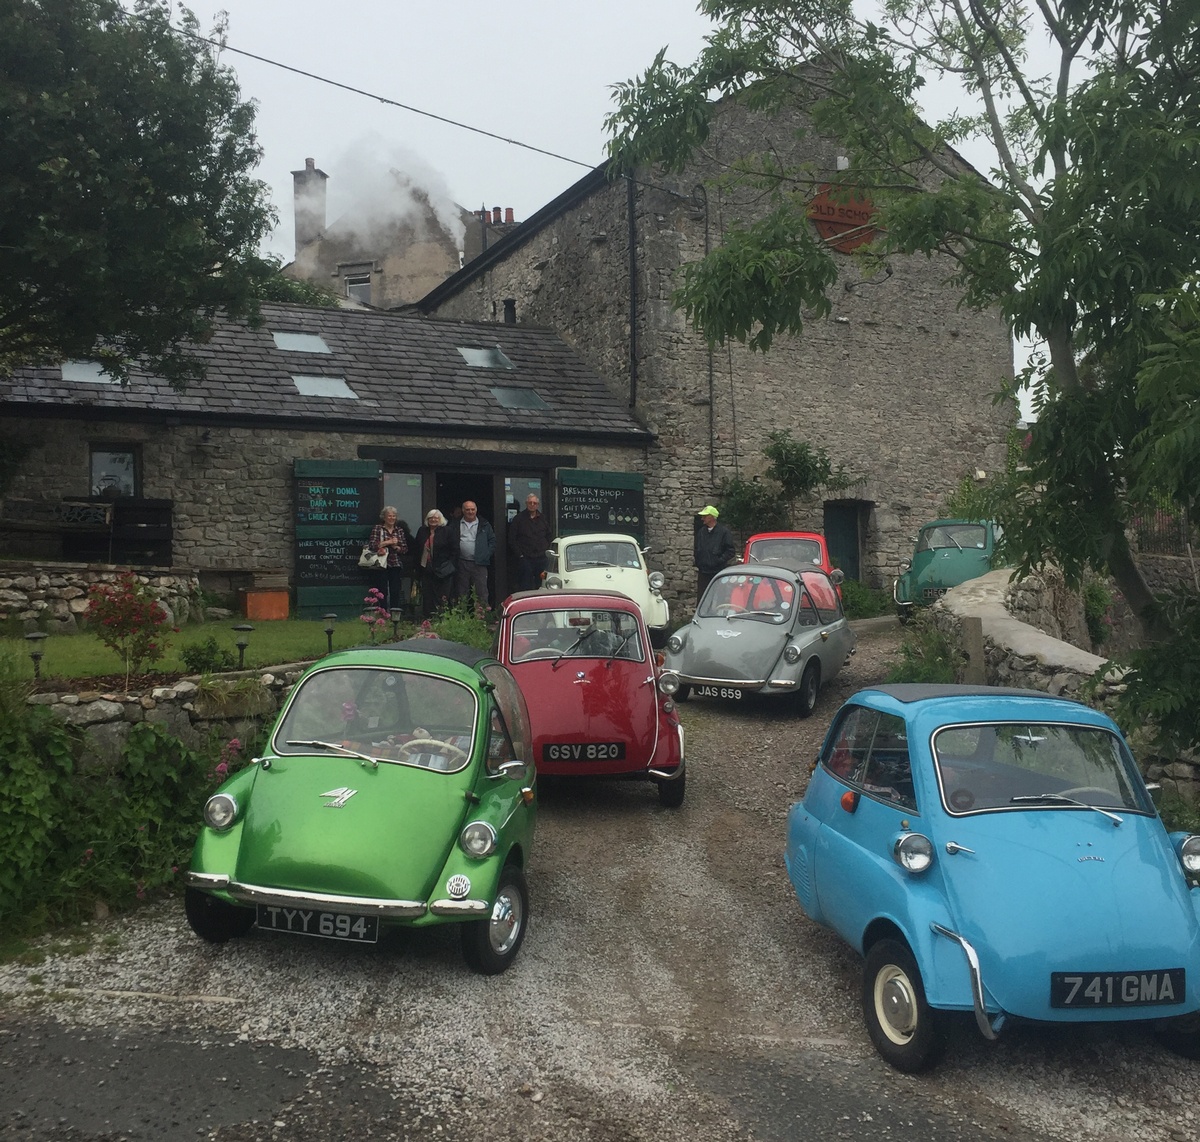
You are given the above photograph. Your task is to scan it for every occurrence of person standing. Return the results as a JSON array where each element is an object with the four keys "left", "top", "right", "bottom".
[
  {"left": 414, "top": 508, "right": 459, "bottom": 618},
  {"left": 694, "top": 504, "right": 736, "bottom": 600},
  {"left": 454, "top": 500, "right": 496, "bottom": 608},
  {"left": 366, "top": 506, "right": 413, "bottom": 614},
  {"left": 508, "top": 492, "right": 554, "bottom": 592}
]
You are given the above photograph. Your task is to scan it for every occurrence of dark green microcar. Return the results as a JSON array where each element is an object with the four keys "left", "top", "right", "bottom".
[
  {"left": 183, "top": 639, "right": 537, "bottom": 974},
  {"left": 893, "top": 519, "right": 1003, "bottom": 622}
]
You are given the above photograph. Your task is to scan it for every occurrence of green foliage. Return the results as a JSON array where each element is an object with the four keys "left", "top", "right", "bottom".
[
  {"left": 0, "top": 0, "right": 276, "bottom": 386},
  {"left": 179, "top": 635, "right": 237, "bottom": 675},
  {"left": 714, "top": 475, "right": 792, "bottom": 537},
  {"left": 86, "top": 572, "right": 173, "bottom": 686},
  {"left": 885, "top": 613, "right": 962, "bottom": 684},
  {"left": 253, "top": 261, "right": 342, "bottom": 307},
  {"left": 1082, "top": 579, "right": 1114, "bottom": 648},
  {"left": 429, "top": 597, "right": 495, "bottom": 651},
  {"left": 1154, "top": 788, "right": 1200, "bottom": 837},
  {"left": 839, "top": 579, "right": 891, "bottom": 620}
]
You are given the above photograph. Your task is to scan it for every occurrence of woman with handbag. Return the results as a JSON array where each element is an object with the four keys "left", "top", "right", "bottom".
[
  {"left": 413, "top": 508, "right": 459, "bottom": 618},
  {"left": 366, "top": 506, "right": 414, "bottom": 614}
]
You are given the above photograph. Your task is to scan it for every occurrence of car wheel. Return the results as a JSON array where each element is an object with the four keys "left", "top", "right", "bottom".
[
  {"left": 675, "top": 683, "right": 691, "bottom": 702},
  {"left": 184, "top": 887, "right": 255, "bottom": 944},
  {"left": 461, "top": 865, "right": 528, "bottom": 975},
  {"left": 656, "top": 769, "right": 686, "bottom": 808},
  {"left": 796, "top": 661, "right": 820, "bottom": 718},
  {"left": 862, "top": 938, "right": 945, "bottom": 1073},
  {"left": 1154, "top": 1014, "right": 1200, "bottom": 1060},
  {"left": 897, "top": 607, "right": 912, "bottom": 625}
]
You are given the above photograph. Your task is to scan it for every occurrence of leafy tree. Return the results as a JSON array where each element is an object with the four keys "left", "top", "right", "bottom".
[
  {"left": 606, "top": 0, "right": 1200, "bottom": 662},
  {"left": 0, "top": 0, "right": 278, "bottom": 387}
]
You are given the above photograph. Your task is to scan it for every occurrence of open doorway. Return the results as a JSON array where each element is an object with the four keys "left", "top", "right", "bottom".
[{"left": 435, "top": 472, "right": 499, "bottom": 605}]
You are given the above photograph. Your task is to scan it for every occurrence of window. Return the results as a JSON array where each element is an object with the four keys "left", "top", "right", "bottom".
[
  {"left": 272, "top": 331, "right": 331, "bottom": 353},
  {"left": 344, "top": 274, "right": 371, "bottom": 304},
  {"left": 822, "top": 707, "right": 917, "bottom": 811},
  {"left": 292, "top": 375, "right": 358, "bottom": 399},
  {"left": 459, "top": 346, "right": 515, "bottom": 370},
  {"left": 490, "top": 386, "right": 549, "bottom": 410},
  {"left": 63, "top": 360, "right": 118, "bottom": 384},
  {"left": 90, "top": 446, "right": 138, "bottom": 497}
]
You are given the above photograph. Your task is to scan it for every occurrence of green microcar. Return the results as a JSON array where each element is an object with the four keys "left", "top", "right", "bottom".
[{"left": 893, "top": 519, "right": 1002, "bottom": 622}]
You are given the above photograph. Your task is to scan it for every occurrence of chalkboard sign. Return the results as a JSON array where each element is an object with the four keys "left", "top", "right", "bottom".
[
  {"left": 556, "top": 468, "right": 646, "bottom": 542},
  {"left": 293, "top": 460, "right": 382, "bottom": 618}
]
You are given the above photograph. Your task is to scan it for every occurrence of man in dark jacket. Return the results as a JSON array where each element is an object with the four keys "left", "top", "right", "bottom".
[
  {"left": 508, "top": 493, "right": 554, "bottom": 591},
  {"left": 454, "top": 500, "right": 496, "bottom": 608},
  {"left": 694, "top": 504, "right": 736, "bottom": 600}
]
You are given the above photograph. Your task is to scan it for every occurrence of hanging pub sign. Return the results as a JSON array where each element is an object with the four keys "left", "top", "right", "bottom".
[
  {"left": 806, "top": 184, "right": 879, "bottom": 253},
  {"left": 556, "top": 469, "right": 646, "bottom": 543}
]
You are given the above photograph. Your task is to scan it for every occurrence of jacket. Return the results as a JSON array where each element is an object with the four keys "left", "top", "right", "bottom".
[
  {"left": 694, "top": 521, "right": 736, "bottom": 575},
  {"left": 508, "top": 509, "right": 554, "bottom": 559},
  {"left": 458, "top": 517, "right": 497, "bottom": 566}
]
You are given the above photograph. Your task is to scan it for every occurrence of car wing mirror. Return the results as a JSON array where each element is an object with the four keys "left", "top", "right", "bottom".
[
  {"left": 494, "top": 759, "right": 532, "bottom": 783},
  {"left": 545, "top": 548, "right": 557, "bottom": 560}
]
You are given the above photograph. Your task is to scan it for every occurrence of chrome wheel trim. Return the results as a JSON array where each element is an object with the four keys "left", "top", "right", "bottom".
[
  {"left": 488, "top": 885, "right": 523, "bottom": 955},
  {"left": 874, "top": 964, "right": 918, "bottom": 1044}
]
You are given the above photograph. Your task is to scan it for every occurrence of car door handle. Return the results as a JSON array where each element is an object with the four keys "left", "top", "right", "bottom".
[{"left": 945, "top": 841, "right": 975, "bottom": 855}]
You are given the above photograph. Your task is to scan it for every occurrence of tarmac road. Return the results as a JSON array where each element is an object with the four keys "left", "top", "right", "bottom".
[{"left": 2, "top": 620, "right": 1197, "bottom": 1141}]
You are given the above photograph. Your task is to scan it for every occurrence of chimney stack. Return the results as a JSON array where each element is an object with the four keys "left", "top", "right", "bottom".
[
  {"left": 291, "top": 157, "right": 329, "bottom": 257},
  {"left": 504, "top": 207, "right": 515, "bottom": 224},
  {"left": 492, "top": 206, "right": 502, "bottom": 224}
]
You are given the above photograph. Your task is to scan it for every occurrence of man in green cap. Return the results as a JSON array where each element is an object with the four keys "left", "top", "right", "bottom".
[{"left": 694, "top": 505, "right": 735, "bottom": 600}]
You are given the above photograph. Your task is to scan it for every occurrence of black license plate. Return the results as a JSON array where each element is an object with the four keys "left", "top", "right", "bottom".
[
  {"left": 695, "top": 685, "right": 743, "bottom": 699},
  {"left": 543, "top": 741, "right": 626, "bottom": 762},
  {"left": 256, "top": 904, "right": 379, "bottom": 943},
  {"left": 1051, "top": 969, "right": 1185, "bottom": 1008},
  {"left": 922, "top": 587, "right": 947, "bottom": 599}
]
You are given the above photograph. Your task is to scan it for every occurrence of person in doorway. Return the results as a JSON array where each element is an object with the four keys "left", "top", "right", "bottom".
[
  {"left": 694, "top": 504, "right": 736, "bottom": 600},
  {"left": 454, "top": 500, "right": 496, "bottom": 609},
  {"left": 367, "top": 506, "right": 414, "bottom": 614},
  {"left": 414, "top": 508, "right": 459, "bottom": 618},
  {"left": 508, "top": 492, "right": 554, "bottom": 592}
]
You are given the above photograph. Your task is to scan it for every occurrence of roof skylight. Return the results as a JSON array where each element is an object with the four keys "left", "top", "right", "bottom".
[
  {"left": 273, "top": 331, "right": 331, "bottom": 353},
  {"left": 292, "top": 375, "right": 358, "bottom": 399},
  {"left": 458, "top": 345, "right": 515, "bottom": 370},
  {"left": 490, "top": 386, "right": 550, "bottom": 410},
  {"left": 61, "top": 360, "right": 117, "bottom": 384}
]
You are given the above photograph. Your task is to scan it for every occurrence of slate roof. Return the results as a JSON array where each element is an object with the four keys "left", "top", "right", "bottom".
[{"left": 0, "top": 301, "right": 652, "bottom": 445}]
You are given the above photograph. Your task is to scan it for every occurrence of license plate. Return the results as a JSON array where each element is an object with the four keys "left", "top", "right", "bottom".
[
  {"left": 922, "top": 587, "right": 947, "bottom": 599},
  {"left": 1051, "top": 969, "right": 1185, "bottom": 1008},
  {"left": 695, "top": 685, "right": 743, "bottom": 699},
  {"left": 256, "top": 904, "right": 379, "bottom": 943},
  {"left": 543, "top": 741, "right": 626, "bottom": 762}
]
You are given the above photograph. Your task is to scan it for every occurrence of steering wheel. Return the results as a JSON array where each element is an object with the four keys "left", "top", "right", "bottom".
[
  {"left": 948, "top": 788, "right": 976, "bottom": 811},
  {"left": 398, "top": 738, "right": 469, "bottom": 766},
  {"left": 715, "top": 604, "right": 740, "bottom": 617},
  {"left": 1057, "top": 786, "right": 1115, "bottom": 802},
  {"left": 520, "top": 647, "right": 561, "bottom": 660}
]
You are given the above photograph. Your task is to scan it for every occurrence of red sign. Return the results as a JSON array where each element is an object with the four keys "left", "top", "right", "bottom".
[{"left": 806, "top": 185, "right": 878, "bottom": 252}]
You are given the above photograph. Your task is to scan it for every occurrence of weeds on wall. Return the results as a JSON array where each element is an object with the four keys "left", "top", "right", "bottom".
[
  {"left": 839, "top": 579, "right": 892, "bottom": 620},
  {"left": 884, "top": 613, "right": 963, "bottom": 684}
]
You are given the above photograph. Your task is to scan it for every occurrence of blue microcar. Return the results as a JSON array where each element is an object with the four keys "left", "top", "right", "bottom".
[{"left": 785, "top": 684, "right": 1200, "bottom": 1072}]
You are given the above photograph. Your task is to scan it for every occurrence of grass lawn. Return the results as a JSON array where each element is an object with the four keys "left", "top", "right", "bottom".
[{"left": 1, "top": 616, "right": 416, "bottom": 682}]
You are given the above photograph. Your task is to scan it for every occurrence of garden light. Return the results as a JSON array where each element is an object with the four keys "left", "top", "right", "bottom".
[
  {"left": 323, "top": 613, "right": 337, "bottom": 655},
  {"left": 232, "top": 624, "right": 253, "bottom": 669},
  {"left": 25, "top": 630, "right": 48, "bottom": 680}
]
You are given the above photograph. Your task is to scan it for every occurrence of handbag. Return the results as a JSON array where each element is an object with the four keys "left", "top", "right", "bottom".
[
  {"left": 433, "top": 557, "right": 456, "bottom": 578},
  {"left": 359, "top": 545, "right": 388, "bottom": 569}
]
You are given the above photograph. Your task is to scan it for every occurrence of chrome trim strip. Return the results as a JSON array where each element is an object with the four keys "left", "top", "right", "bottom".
[
  {"left": 649, "top": 723, "right": 686, "bottom": 781},
  {"left": 930, "top": 922, "right": 1000, "bottom": 1040},
  {"left": 184, "top": 871, "right": 229, "bottom": 889},
  {"left": 429, "top": 898, "right": 489, "bottom": 915},
  {"left": 683, "top": 674, "right": 767, "bottom": 688},
  {"left": 225, "top": 881, "right": 428, "bottom": 918}
]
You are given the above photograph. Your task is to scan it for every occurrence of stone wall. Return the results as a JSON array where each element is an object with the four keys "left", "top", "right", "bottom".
[
  {"left": 0, "top": 562, "right": 201, "bottom": 633},
  {"left": 932, "top": 569, "right": 1199, "bottom": 801},
  {"left": 427, "top": 100, "right": 1016, "bottom": 593}
]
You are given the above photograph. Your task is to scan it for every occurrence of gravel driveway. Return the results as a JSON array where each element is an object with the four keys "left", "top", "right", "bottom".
[{"left": 1, "top": 619, "right": 1197, "bottom": 1141}]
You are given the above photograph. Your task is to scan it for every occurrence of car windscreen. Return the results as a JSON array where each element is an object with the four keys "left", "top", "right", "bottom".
[
  {"left": 748, "top": 537, "right": 823, "bottom": 565},
  {"left": 508, "top": 607, "right": 645, "bottom": 662},
  {"left": 273, "top": 665, "right": 477, "bottom": 772},
  {"left": 564, "top": 541, "right": 642, "bottom": 570},
  {"left": 915, "top": 524, "right": 987, "bottom": 552},
  {"left": 933, "top": 721, "right": 1152, "bottom": 814},
  {"left": 699, "top": 572, "right": 795, "bottom": 623}
]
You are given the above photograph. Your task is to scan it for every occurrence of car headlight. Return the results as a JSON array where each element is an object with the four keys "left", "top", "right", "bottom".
[
  {"left": 544, "top": 575, "right": 563, "bottom": 590},
  {"left": 203, "top": 793, "right": 238, "bottom": 831},
  {"left": 892, "top": 833, "right": 934, "bottom": 873},
  {"left": 648, "top": 571, "right": 665, "bottom": 591},
  {"left": 783, "top": 644, "right": 801, "bottom": 664},
  {"left": 658, "top": 671, "right": 681, "bottom": 695},
  {"left": 666, "top": 634, "right": 684, "bottom": 654},
  {"left": 460, "top": 821, "right": 498, "bottom": 858},
  {"left": 1179, "top": 835, "right": 1200, "bottom": 875}
]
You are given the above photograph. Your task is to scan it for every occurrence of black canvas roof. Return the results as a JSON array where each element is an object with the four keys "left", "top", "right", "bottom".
[{"left": 1, "top": 301, "right": 652, "bottom": 444}]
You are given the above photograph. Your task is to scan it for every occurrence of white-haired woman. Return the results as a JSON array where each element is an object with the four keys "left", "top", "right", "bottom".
[
  {"left": 367, "top": 506, "right": 414, "bottom": 613},
  {"left": 413, "top": 508, "right": 459, "bottom": 618}
]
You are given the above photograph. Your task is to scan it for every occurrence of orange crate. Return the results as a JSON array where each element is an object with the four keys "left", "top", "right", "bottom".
[{"left": 242, "top": 588, "right": 289, "bottom": 620}]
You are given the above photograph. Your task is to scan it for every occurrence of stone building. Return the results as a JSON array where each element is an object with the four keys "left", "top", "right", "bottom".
[
  {"left": 0, "top": 302, "right": 652, "bottom": 613},
  {"left": 285, "top": 157, "right": 520, "bottom": 308},
  {"left": 416, "top": 100, "right": 1017, "bottom": 592}
]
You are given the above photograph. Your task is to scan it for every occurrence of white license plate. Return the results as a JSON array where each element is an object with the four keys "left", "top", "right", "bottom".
[
  {"left": 695, "top": 685, "right": 743, "bottom": 699},
  {"left": 256, "top": 904, "right": 379, "bottom": 943},
  {"left": 1051, "top": 969, "right": 1184, "bottom": 1008}
]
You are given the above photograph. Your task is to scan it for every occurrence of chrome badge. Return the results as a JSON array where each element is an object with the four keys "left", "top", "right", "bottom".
[
  {"left": 446, "top": 874, "right": 471, "bottom": 900},
  {"left": 320, "top": 786, "right": 357, "bottom": 808},
  {"left": 716, "top": 629, "right": 742, "bottom": 639}
]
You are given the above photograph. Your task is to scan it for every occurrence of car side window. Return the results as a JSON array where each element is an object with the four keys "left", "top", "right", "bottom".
[
  {"left": 822, "top": 706, "right": 877, "bottom": 782},
  {"left": 859, "top": 713, "right": 918, "bottom": 811},
  {"left": 482, "top": 664, "right": 531, "bottom": 765}
]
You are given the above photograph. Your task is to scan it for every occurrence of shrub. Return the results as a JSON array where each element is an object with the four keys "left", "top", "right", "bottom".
[
  {"left": 179, "top": 635, "right": 237, "bottom": 674},
  {"left": 1082, "top": 578, "right": 1113, "bottom": 648},
  {"left": 432, "top": 597, "right": 494, "bottom": 650},
  {"left": 87, "top": 572, "right": 174, "bottom": 686},
  {"left": 885, "top": 613, "right": 962, "bottom": 684},
  {"left": 839, "top": 579, "right": 892, "bottom": 619}
]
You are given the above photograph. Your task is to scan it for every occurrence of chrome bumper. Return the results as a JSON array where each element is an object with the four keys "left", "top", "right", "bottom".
[
  {"left": 930, "top": 922, "right": 1003, "bottom": 1040},
  {"left": 186, "top": 871, "right": 429, "bottom": 919},
  {"left": 648, "top": 722, "right": 686, "bottom": 781}
]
